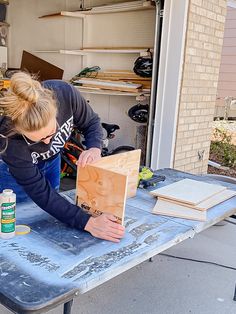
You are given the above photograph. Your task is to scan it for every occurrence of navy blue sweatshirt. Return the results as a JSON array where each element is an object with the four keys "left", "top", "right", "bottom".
[{"left": 0, "top": 80, "right": 103, "bottom": 230}]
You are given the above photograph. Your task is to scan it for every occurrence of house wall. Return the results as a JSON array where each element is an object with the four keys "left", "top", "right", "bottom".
[
  {"left": 173, "top": 0, "right": 227, "bottom": 174},
  {"left": 215, "top": 5, "right": 236, "bottom": 117},
  {"left": 7, "top": 0, "right": 156, "bottom": 151}
]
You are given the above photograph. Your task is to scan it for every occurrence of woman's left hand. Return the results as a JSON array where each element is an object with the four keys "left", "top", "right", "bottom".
[{"left": 76, "top": 147, "right": 101, "bottom": 167}]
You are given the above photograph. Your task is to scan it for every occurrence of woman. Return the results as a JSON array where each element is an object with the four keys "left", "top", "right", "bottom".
[{"left": 0, "top": 72, "right": 124, "bottom": 242}]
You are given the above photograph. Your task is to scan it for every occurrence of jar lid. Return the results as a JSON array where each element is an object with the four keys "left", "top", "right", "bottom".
[
  {"left": 16, "top": 225, "right": 31, "bottom": 235},
  {"left": 3, "top": 189, "right": 13, "bottom": 195}
]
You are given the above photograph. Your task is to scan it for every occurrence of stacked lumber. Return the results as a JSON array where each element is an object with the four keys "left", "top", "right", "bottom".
[
  {"left": 150, "top": 179, "right": 236, "bottom": 221},
  {"left": 73, "top": 70, "right": 151, "bottom": 93},
  {"left": 87, "top": 0, "right": 155, "bottom": 14},
  {"left": 96, "top": 71, "right": 152, "bottom": 89}
]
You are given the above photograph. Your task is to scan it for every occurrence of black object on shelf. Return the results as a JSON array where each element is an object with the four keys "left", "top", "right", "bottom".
[
  {"left": 128, "top": 103, "right": 149, "bottom": 123},
  {"left": 0, "top": 4, "right": 6, "bottom": 22}
]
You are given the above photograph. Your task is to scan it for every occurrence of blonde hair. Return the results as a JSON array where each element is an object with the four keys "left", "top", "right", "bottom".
[{"left": 0, "top": 72, "right": 57, "bottom": 132}]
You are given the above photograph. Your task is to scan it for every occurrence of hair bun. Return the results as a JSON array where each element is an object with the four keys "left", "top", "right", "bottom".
[{"left": 11, "top": 72, "right": 42, "bottom": 104}]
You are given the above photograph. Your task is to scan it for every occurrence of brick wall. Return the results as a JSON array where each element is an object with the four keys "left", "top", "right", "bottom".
[{"left": 174, "top": 0, "right": 227, "bottom": 174}]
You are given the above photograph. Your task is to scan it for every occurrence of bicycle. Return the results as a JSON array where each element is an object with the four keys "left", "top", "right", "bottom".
[{"left": 60, "top": 122, "right": 135, "bottom": 178}]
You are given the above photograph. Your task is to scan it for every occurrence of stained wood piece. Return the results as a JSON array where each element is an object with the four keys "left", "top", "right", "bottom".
[
  {"left": 21, "top": 51, "right": 64, "bottom": 81},
  {"left": 152, "top": 199, "right": 207, "bottom": 221},
  {"left": 76, "top": 165, "right": 128, "bottom": 225},
  {"left": 150, "top": 179, "right": 226, "bottom": 206},
  {"left": 92, "top": 149, "right": 141, "bottom": 198}
]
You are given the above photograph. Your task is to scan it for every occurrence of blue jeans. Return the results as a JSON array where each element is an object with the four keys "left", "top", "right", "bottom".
[{"left": 0, "top": 154, "right": 61, "bottom": 203}]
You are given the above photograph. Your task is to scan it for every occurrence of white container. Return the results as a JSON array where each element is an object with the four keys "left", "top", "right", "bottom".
[{"left": 0, "top": 189, "right": 16, "bottom": 239}]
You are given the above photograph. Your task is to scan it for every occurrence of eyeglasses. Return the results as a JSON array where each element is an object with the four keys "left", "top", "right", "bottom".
[
  {"left": 22, "top": 122, "right": 60, "bottom": 147},
  {"left": 0, "top": 134, "right": 8, "bottom": 154},
  {"left": 0, "top": 123, "right": 60, "bottom": 153}
]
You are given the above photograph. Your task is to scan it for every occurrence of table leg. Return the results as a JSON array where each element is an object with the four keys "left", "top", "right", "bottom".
[
  {"left": 233, "top": 284, "right": 236, "bottom": 302},
  {"left": 63, "top": 299, "right": 73, "bottom": 314}
]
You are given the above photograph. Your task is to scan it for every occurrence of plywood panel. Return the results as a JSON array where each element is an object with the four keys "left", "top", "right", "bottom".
[
  {"left": 150, "top": 179, "right": 226, "bottom": 206},
  {"left": 158, "top": 189, "right": 236, "bottom": 211},
  {"left": 92, "top": 149, "right": 141, "bottom": 197},
  {"left": 152, "top": 199, "right": 207, "bottom": 221},
  {"left": 76, "top": 164, "right": 128, "bottom": 225}
]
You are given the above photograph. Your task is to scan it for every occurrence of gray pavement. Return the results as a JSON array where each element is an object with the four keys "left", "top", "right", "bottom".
[{"left": 1, "top": 217, "right": 236, "bottom": 314}]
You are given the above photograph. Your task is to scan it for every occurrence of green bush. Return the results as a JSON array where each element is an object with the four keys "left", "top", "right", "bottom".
[{"left": 210, "top": 128, "right": 236, "bottom": 167}]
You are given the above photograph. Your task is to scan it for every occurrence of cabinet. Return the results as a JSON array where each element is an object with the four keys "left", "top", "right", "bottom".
[
  {"left": 8, "top": 0, "right": 156, "bottom": 152},
  {"left": 36, "top": 0, "right": 156, "bottom": 97}
]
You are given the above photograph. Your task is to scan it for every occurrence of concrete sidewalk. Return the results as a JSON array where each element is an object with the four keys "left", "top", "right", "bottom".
[{"left": 1, "top": 218, "right": 235, "bottom": 314}]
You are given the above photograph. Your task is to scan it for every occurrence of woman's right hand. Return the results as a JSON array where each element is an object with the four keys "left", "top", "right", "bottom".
[{"left": 84, "top": 213, "right": 125, "bottom": 242}]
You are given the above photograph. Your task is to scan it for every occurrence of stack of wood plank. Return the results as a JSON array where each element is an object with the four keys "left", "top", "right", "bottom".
[
  {"left": 87, "top": 0, "right": 155, "bottom": 13},
  {"left": 73, "top": 70, "right": 151, "bottom": 93},
  {"left": 150, "top": 179, "right": 236, "bottom": 221}
]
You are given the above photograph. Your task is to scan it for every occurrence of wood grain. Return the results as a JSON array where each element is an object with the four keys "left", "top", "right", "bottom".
[
  {"left": 158, "top": 189, "right": 236, "bottom": 211},
  {"left": 76, "top": 164, "right": 128, "bottom": 225},
  {"left": 150, "top": 179, "right": 226, "bottom": 206},
  {"left": 81, "top": 83, "right": 141, "bottom": 93},
  {"left": 92, "top": 149, "right": 141, "bottom": 198},
  {"left": 152, "top": 199, "right": 207, "bottom": 221}
]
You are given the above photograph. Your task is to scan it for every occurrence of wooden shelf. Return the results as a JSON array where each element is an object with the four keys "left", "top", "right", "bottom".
[
  {"left": 39, "top": 11, "right": 86, "bottom": 19},
  {"left": 35, "top": 48, "right": 152, "bottom": 56},
  {"left": 34, "top": 49, "right": 87, "bottom": 55},
  {"left": 76, "top": 86, "right": 150, "bottom": 97},
  {"left": 38, "top": 1, "right": 155, "bottom": 19}
]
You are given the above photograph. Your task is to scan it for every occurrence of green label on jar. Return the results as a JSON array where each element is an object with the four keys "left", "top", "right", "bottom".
[{"left": 1, "top": 202, "right": 16, "bottom": 233}]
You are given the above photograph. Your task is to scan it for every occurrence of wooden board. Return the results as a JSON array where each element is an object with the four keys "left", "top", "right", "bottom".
[
  {"left": 152, "top": 199, "right": 207, "bottom": 221},
  {"left": 81, "top": 83, "right": 141, "bottom": 93},
  {"left": 92, "top": 149, "right": 141, "bottom": 198},
  {"left": 76, "top": 165, "right": 128, "bottom": 225},
  {"left": 150, "top": 179, "right": 226, "bottom": 206},
  {"left": 158, "top": 189, "right": 236, "bottom": 211},
  {"left": 20, "top": 51, "right": 64, "bottom": 81},
  {"left": 84, "top": 74, "right": 151, "bottom": 89},
  {"left": 77, "top": 78, "right": 142, "bottom": 89},
  {"left": 94, "top": 72, "right": 151, "bottom": 81}
]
